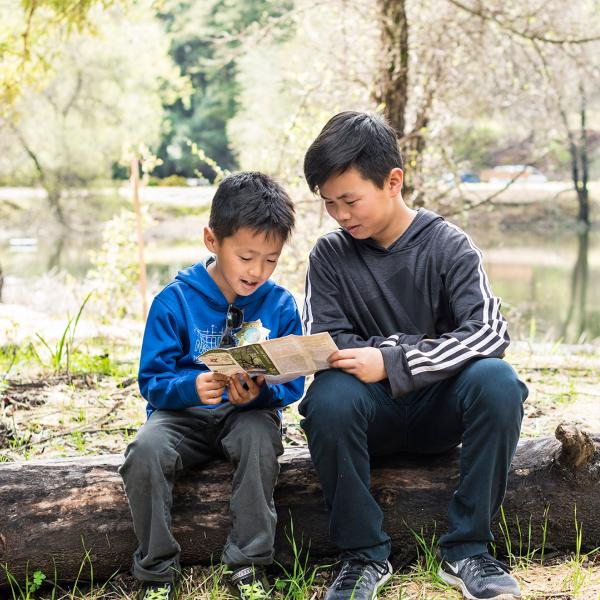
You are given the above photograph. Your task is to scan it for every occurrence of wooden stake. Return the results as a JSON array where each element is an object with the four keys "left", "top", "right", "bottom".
[{"left": 130, "top": 157, "right": 148, "bottom": 320}]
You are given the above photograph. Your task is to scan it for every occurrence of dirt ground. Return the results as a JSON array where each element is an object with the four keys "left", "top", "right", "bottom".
[
  {"left": 1, "top": 343, "right": 599, "bottom": 598},
  {"left": 1, "top": 343, "right": 598, "bottom": 460}
]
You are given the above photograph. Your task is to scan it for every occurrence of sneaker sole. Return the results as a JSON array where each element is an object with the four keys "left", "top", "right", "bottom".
[
  {"left": 371, "top": 561, "right": 393, "bottom": 600},
  {"left": 438, "top": 568, "right": 521, "bottom": 600}
]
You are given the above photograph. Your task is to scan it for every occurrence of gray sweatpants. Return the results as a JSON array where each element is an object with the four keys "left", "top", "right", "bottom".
[{"left": 118, "top": 405, "right": 284, "bottom": 583}]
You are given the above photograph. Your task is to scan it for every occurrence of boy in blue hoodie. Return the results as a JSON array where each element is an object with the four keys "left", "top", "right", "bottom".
[{"left": 119, "top": 172, "right": 304, "bottom": 600}]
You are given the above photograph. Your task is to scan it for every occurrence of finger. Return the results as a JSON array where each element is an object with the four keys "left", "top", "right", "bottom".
[
  {"left": 230, "top": 376, "right": 249, "bottom": 398},
  {"left": 329, "top": 358, "right": 358, "bottom": 369},
  {"left": 254, "top": 375, "right": 265, "bottom": 386},
  {"left": 203, "top": 387, "right": 225, "bottom": 398},
  {"left": 329, "top": 349, "right": 353, "bottom": 361},
  {"left": 241, "top": 373, "right": 259, "bottom": 394},
  {"left": 201, "top": 394, "right": 222, "bottom": 405},
  {"left": 228, "top": 383, "right": 249, "bottom": 405},
  {"left": 226, "top": 382, "right": 240, "bottom": 404},
  {"left": 232, "top": 377, "right": 252, "bottom": 402},
  {"left": 203, "top": 380, "right": 228, "bottom": 391}
]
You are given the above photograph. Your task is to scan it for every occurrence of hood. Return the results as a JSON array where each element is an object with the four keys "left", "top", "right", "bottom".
[
  {"left": 360, "top": 208, "right": 444, "bottom": 253},
  {"left": 174, "top": 256, "right": 275, "bottom": 309}
]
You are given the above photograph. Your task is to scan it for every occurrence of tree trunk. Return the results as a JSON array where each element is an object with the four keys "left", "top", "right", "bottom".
[
  {"left": 372, "top": 0, "right": 431, "bottom": 203},
  {"left": 46, "top": 186, "right": 67, "bottom": 228},
  {"left": 564, "top": 81, "right": 590, "bottom": 229},
  {"left": 576, "top": 82, "right": 590, "bottom": 226},
  {"left": 1, "top": 426, "right": 599, "bottom": 584},
  {"left": 374, "top": 0, "right": 409, "bottom": 139}
]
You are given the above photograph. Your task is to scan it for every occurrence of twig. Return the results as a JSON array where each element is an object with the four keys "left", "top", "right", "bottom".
[
  {"left": 441, "top": 165, "right": 531, "bottom": 218},
  {"left": 447, "top": 0, "right": 600, "bottom": 45},
  {"left": 16, "top": 397, "right": 126, "bottom": 448}
]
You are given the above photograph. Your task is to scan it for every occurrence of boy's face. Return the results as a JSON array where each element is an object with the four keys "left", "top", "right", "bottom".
[
  {"left": 204, "top": 226, "right": 284, "bottom": 303},
  {"left": 319, "top": 167, "right": 405, "bottom": 248}
]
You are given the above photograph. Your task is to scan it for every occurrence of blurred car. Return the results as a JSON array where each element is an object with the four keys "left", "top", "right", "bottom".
[
  {"left": 440, "top": 171, "right": 481, "bottom": 186},
  {"left": 480, "top": 165, "right": 548, "bottom": 184},
  {"left": 459, "top": 171, "right": 481, "bottom": 183}
]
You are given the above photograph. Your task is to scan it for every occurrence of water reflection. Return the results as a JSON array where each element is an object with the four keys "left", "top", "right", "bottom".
[
  {"left": 1, "top": 217, "right": 598, "bottom": 343},
  {"left": 477, "top": 226, "right": 599, "bottom": 343},
  {"left": 47, "top": 231, "right": 66, "bottom": 272},
  {"left": 561, "top": 228, "right": 590, "bottom": 343}
]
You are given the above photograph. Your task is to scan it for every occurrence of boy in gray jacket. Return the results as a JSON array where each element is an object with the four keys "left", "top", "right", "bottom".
[{"left": 300, "top": 112, "right": 528, "bottom": 600}]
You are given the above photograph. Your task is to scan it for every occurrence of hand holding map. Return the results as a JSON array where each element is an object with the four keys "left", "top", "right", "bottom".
[{"left": 199, "top": 332, "right": 338, "bottom": 384}]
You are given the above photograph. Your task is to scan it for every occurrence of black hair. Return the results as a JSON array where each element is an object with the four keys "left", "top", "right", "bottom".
[
  {"left": 304, "top": 111, "right": 403, "bottom": 193},
  {"left": 208, "top": 171, "right": 295, "bottom": 242}
]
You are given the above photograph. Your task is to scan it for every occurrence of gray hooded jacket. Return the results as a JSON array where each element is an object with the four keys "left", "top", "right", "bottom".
[{"left": 303, "top": 208, "right": 509, "bottom": 398}]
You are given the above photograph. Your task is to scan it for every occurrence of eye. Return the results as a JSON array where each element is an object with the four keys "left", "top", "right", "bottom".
[
  {"left": 240, "top": 256, "right": 251, "bottom": 262},
  {"left": 346, "top": 200, "right": 356, "bottom": 206},
  {"left": 267, "top": 259, "right": 277, "bottom": 264}
]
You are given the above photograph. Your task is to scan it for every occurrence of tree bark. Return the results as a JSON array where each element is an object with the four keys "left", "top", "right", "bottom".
[
  {"left": 372, "top": 0, "right": 431, "bottom": 203},
  {"left": 1, "top": 426, "right": 599, "bottom": 584},
  {"left": 374, "top": 0, "right": 409, "bottom": 139},
  {"left": 577, "top": 82, "right": 590, "bottom": 226},
  {"left": 561, "top": 81, "right": 591, "bottom": 229}
]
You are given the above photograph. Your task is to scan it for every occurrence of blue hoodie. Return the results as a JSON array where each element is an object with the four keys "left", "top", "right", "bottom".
[{"left": 138, "top": 258, "right": 304, "bottom": 417}]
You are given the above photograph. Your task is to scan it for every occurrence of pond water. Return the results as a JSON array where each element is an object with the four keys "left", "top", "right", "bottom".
[{"left": 1, "top": 192, "right": 598, "bottom": 344}]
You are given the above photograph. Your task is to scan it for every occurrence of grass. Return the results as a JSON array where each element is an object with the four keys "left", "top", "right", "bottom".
[
  {"left": 274, "top": 517, "right": 332, "bottom": 599},
  {"left": 498, "top": 505, "right": 542, "bottom": 569},
  {"left": 561, "top": 506, "right": 600, "bottom": 596},
  {"left": 4, "top": 556, "right": 598, "bottom": 599},
  {"left": 404, "top": 523, "right": 450, "bottom": 594},
  {"left": 2, "top": 566, "right": 47, "bottom": 600},
  {"left": 35, "top": 292, "right": 93, "bottom": 375},
  {"left": 1, "top": 510, "right": 600, "bottom": 599}
]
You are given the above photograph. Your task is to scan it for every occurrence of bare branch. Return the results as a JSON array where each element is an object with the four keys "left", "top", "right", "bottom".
[
  {"left": 21, "top": 0, "right": 38, "bottom": 64},
  {"left": 446, "top": 0, "right": 600, "bottom": 45},
  {"left": 62, "top": 69, "right": 83, "bottom": 117},
  {"left": 9, "top": 123, "right": 46, "bottom": 185},
  {"left": 441, "top": 164, "right": 533, "bottom": 218}
]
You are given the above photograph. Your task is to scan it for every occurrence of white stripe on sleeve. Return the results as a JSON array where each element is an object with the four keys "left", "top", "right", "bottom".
[
  {"left": 303, "top": 263, "right": 313, "bottom": 335},
  {"left": 405, "top": 225, "right": 506, "bottom": 375}
]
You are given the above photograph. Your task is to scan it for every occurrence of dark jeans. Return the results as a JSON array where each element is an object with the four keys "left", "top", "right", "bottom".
[
  {"left": 299, "top": 358, "right": 528, "bottom": 563},
  {"left": 118, "top": 405, "right": 284, "bottom": 583}
]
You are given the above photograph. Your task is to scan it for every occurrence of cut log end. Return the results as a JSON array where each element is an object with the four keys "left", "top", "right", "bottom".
[{"left": 555, "top": 422, "right": 596, "bottom": 470}]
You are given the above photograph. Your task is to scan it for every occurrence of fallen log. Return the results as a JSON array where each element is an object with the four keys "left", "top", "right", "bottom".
[{"left": 1, "top": 424, "right": 599, "bottom": 584}]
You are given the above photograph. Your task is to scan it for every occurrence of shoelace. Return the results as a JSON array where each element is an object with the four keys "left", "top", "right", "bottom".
[
  {"left": 143, "top": 584, "right": 172, "bottom": 600},
  {"left": 237, "top": 580, "right": 269, "bottom": 599},
  {"left": 335, "top": 558, "right": 388, "bottom": 591},
  {"left": 466, "top": 553, "right": 511, "bottom": 578}
]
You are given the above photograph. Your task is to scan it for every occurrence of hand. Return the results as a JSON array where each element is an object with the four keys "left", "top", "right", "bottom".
[
  {"left": 196, "top": 372, "right": 229, "bottom": 405},
  {"left": 328, "top": 347, "right": 387, "bottom": 383},
  {"left": 227, "top": 373, "right": 265, "bottom": 405}
]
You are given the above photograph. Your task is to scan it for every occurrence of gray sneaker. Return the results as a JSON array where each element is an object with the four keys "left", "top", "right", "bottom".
[
  {"left": 325, "top": 557, "right": 392, "bottom": 600},
  {"left": 438, "top": 553, "right": 521, "bottom": 600}
]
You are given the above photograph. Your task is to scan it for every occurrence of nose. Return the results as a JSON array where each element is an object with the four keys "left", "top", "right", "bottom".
[
  {"left": 248, "top": 262, "right": 264, "bottom": 280},
  {"left": 330, "top": 204, "right": 350, "bottom": 223},
  {"left": 337, "top": 207, "right": 351, "bottom": 222}
]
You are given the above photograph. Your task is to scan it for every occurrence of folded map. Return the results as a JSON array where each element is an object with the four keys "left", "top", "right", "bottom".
[{"left": 199, "top": 332, "right": 338, "bottom": 384}]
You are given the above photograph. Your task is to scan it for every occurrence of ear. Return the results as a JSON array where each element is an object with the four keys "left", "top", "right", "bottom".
[
  {"left": 204, "top": 226, "right": 219, "bottom": 253},
  {"left": 387, "top": 168, "right": 404, "bottom": 196}
]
